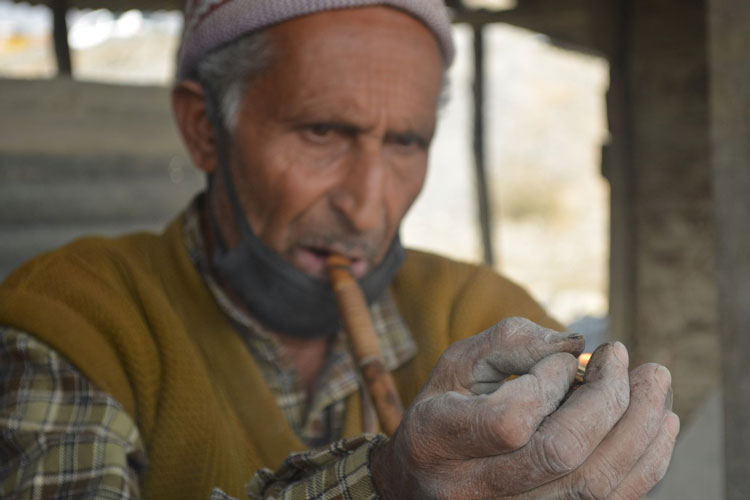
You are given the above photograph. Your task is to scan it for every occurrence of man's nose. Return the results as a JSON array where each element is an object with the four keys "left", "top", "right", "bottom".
[{"left": 329, "top": 145, "right": 386, "bottom": 233}]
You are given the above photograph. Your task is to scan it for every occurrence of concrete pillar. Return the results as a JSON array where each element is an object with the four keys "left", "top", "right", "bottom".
[{"left": 605, "top": 0, "right": 719, "bottom": 419}]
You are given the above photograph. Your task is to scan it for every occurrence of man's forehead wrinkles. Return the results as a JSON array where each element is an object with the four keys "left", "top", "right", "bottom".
[
  {"left": 282, "top": 89, "right": 432, "bottom": 133},
  {"left": 252, "top": 11, "right": 443, "bottom": 137}
]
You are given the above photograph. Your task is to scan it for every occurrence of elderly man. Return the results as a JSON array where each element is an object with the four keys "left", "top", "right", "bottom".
[{"left": 0, "top": 1, "right": 678, "bottom": 499}]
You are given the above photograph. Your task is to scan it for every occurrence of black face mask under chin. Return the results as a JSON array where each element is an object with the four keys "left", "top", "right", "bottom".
[
  {"left": 211, "top": 223, "right": 404, "bottom": 338},
  {"left": 202, "top": 88, "right": 405, "bottom": 339}
]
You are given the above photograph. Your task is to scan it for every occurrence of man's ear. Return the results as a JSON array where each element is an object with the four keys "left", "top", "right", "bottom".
[{"left": 172, "top": 80, "right": 219, "bottom": 174}]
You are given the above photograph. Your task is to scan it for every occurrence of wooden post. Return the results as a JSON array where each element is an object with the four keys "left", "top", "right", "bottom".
[
  {"left": 602, "top": 0, "right": 637, "bottom": 349},
  {"left": 472, "top": 24, "right": 495, "bottom": 267},
  {"left": 51, "top": 0, "right": 72, "bottom": 76},
  {"left": 709, "top": 0, "right": 750, "bottom": 497}
]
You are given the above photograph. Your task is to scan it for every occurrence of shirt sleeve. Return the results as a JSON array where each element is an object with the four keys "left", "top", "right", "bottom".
[
  {"left": 242, "top": 434, "right": 387, "bottom": 500},
  {"left": 0, "top": 326, "right": 147, "bottom": 500}
]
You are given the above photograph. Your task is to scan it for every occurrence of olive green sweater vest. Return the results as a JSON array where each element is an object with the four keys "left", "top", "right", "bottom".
[{"left": 0, "top": 217, "right": 558, "bottom": 499}]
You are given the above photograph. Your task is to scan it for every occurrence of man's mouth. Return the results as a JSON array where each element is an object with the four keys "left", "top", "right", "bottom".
[{"left": 292, "top": 245, "right": 369, "bottom": 279}]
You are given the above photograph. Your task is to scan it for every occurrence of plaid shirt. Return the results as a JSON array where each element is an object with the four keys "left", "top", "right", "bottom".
[
  {"left": 0, "top": 201, "right": 416, "bottom": 499},
  {"left": 0, "top": 327, "right": 146, "bottom": 500}
]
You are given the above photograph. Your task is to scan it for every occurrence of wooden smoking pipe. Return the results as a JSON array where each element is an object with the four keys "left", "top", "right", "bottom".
[{"left": 327, "top": 254, "right": 404, "bottom": 436}]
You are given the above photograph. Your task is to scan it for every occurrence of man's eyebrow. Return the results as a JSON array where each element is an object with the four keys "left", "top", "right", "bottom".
[
  {"left": 293, "top": 117, "right": 431, "bottom": 145},
  {"left": 384, "top": 129, "right": 431, "bottom": 148},
  {"left": 289, "top": 117, "right": 363, "bottom": 134},
  {"left": 316, "top": 121, "right": 363, "bottom": 135}
]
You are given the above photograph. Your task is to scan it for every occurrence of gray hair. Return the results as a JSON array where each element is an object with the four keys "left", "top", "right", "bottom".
[{"left": 194, "top": 30, "right": 275, "bottom": 132}]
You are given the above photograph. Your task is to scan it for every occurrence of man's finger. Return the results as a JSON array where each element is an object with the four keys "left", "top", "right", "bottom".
[
  {"left": 424, "top": 317, "right": 584, "bottom": 397},
  {"left": 570, "top": 363, "right": 672, "bottom": 499},
  {"left": 605, "top": 411, "right": 680, "bottom": 500},
  {"left": 481, "top": 342, "right": 631, "bottom": 496},
  {"left": 520, "top": 362, "right": 673, "bottom": 499},
  {"left": 479, "top": 317, "right": 585, "bottom": 375},
  {"left": 408, "top": 353, "right": 578, "bottom": 461}
]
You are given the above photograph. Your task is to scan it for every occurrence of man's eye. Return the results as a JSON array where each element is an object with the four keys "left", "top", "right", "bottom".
[
  {"left": 387, "top": 133, "right": 427, "bottom": 153},
  {"left": 394, "top": 136, "right": 417, "bottom": 148},
  {"left": 303, "top": 124, "right": 336, "bottom": 143}
]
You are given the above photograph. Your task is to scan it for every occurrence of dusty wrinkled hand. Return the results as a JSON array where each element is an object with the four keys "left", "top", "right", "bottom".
[{"left": 371, "top": 317, "right": 679, "bottom": 500}]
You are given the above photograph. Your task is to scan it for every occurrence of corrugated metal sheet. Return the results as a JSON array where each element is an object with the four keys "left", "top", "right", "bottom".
[{"left": 0, "top": 78, "right": 204, "bottom": 279}]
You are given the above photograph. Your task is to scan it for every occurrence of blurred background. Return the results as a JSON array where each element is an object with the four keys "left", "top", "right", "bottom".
[{"left": 1, "top": 0, "right": 747, "bottom": 498}]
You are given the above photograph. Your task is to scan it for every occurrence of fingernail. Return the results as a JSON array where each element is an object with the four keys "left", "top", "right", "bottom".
[
  {"left": 666, "top": 411, "right": 680, "bottom": 439},
  {"left": 614, "top": 341, "right": 628, "bottom": 365},
  {"left": 664, "top": 387, "right": 674, "bottom": 410},
  {"left": 655, "top": 365, "right": 672, "bottom": 388}
]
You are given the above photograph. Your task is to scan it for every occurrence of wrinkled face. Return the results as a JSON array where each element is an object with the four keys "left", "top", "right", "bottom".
[{"left": 222, "top": 7, "right": 444, "bottom": 279}]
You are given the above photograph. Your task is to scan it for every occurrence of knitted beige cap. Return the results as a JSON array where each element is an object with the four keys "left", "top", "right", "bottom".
[{"left": 177, "top": 0, "right": 454, "bottom": 80}]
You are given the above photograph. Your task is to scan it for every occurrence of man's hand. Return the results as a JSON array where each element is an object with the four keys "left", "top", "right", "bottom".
[{"left": 371, "top": 317, "right": 679, "bottom": 499}]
